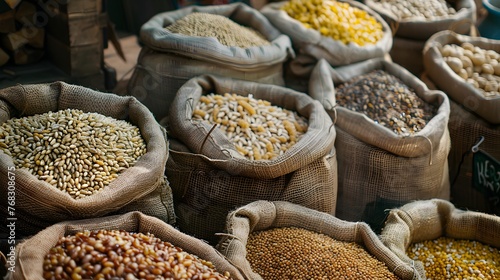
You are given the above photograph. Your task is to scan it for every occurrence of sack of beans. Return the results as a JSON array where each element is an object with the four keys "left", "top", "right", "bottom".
[
  {"left": 0, "top": 82, "right": 174, "bottom": 239},
  {"left": 308, "top": 58, "right": 451, "bottom": 232},
  {"left": 364, "top": 0, "right": 476, "bottom": 77},
  {"left": 5, "top": 211, "right": 244, "bottom": 280},
  {"left": 364, "top": 0, "right": 476, "bottom": 40},
  {"left": 420, "top": 73, "right": 500, "bottom": 216},
  {"left": 260, "top": 0, "right": 392, "bottom": 89},
  {"left": 216, "top": 200, "right": 415, "bottom": 279},
  {"left": 127, "top": 3, "right": 293, "bottom": 121},
  {"left": 380, "top": 199, "right": 500, "bottom": 279},
  {"left": 423, "top": 30, "right": 500, "bottom": 124},
  {"left": 165, "top": 74, "right": 337, "bottom": 244}
]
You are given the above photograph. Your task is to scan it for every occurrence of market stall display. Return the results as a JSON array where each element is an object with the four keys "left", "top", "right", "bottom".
[
  {"left": 127, "top": 3, "right": 293, "bottom": 121},
  {"left": 165, "top": 74, "right": 337, "bottom": 244},
  {"left": 308, "top": 58, "right": 451, "bottom": 232}
]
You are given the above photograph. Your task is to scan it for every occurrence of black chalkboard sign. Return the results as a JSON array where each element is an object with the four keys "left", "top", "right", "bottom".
[{"left": 473, "top": 150, "right": 500, "bottom": 207}]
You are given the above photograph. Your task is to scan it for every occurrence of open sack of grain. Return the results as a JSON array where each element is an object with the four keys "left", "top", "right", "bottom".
[
  {"left": 261, "top": 0, "right": 392, "bottom": 91},
  {"left": 127, "top": 3, "right": 293, "bottom": 121},
  {"left": 423, "top": 30, "right": 500, "bottom": 124},
  {"left": 165, "top": 74, "right": 337, "bottom": 244},
  {"left": 0, "top": 82, "right": 175, "bottom": 239},
  {"left": 420, "top": 72, "right": 500, "bottom": 216},
  {"left": 380, "top": 199, "right": 500, "bottom": 280},
  {"left": 6, "top": 211, "right": 244, "bottom": 280},
  {"left": 216, "top": 200, "right": 416, "bottom": 279},
  {"left": 308, "top": 58, "right": 451, "bottom": 232},
  {"left": 364, "top": 0, "right": 476, "bottom": 76}
]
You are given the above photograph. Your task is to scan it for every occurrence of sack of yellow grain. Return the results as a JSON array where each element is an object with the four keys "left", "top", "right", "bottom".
[
  {"left": 260, "top": 0, "right": 392, "bottom": 90},
  {"left": 0, "top": 82, "right": 174, "bottom": 239},
  {"left": 128, "top": 3, "right": 294, "bottom": 121},
  {"left": 165, "top": 74, "right": 337, "bottom": 244},
  {"left": 217, "top": 200, "right": 417, "bottom": 279},
  {"left": 5, "top": 211, "right": 244, "bottom": 280},
  {"left": 307, "top": 58, "right": 451, "bottom": 232},
  {"left": 380, "top": 199, "right": 500, "bottom": 279}
]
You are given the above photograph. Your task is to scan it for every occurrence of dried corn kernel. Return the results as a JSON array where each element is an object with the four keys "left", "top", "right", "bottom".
[
  {"left": 407, "top": 236, "right": 500, "bottom": 279},
  {"left": 282, "top": 0, "right": 384, "bottom": 46}
]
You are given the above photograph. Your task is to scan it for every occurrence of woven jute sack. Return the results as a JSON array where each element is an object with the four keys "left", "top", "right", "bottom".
[
  {"left": 127, "top": 3, "right": 293, "bottom": 121},
  {"left": 0, "top": 82, "right": 174, "bottom": 239},
  {"left": 166, "top": 74, "right": 337, "bottom": 244},
  {"left": 260, "top": 0, "right": 392, "bottom": 70},
  {"left": 420, "top": 73, "right": 500, "bottom": 216},
  {"left": 308, "top": 58, "right": 451, "bottom": 232},
  {"left": 379, "top": 199, "right": 500, "bottom": 280},
  {"left": 6, "top": 211, "right": 244, "bottom": 280},
  {"left": 363, "top": 0, "right": 476, "bottom": 41},
  {"left": 423, "top": 30, "right": 500, "bottom": 124},
  {"left": 216, "top": 200, "right": 417, "bottom": 280}
]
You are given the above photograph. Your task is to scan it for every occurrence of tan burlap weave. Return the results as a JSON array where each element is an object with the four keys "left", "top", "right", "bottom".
[
  {"left": 128, "top": 3, "right": 293, "bottom": 121},
  {"left": 423, "top": 30, "right": 500, "bottom": 124},
  {"left": 0, "top": 82, "right": 174, "bottom": 238},
  {"left": 166, "top": 75, "right": 337, "bottom": 244},
  {"left": 216, "top": 200, "right": 417, "bottom": 280},
  {"left": 380, "top": 199, "right": 500, "bottom": 280},
  {"left": 421, "top": 73, "right": 500, "bottom": 215},
  {"left": 6, "top": 211, "right": 244, "bottom": 280},
  {"left": 308, "top": 59, "right": 451, "bottom": 231}
]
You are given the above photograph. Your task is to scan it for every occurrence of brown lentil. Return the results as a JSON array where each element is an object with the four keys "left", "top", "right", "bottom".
[
  {"left": 246, "top": 227, "right": 400, "bottom": 280},
  {"left": 165, "top": 12, "right": 271, "bottom": 48},
  {"left": 282, "top": 0, "right": 384, "bottom": 46},
  {"left": 440, "top": 42, "right": 500, "bottom": 98},
  {"left": 372, "top": 0, "right": 456, "bottom": 20},
  {"left": 335, "top": 70, "right": 437, "bottom": 136},
  {"left": 407, "top": 236, "right": 500, "bottom": 279},
  {"left": 42, "top": 229, "right": 232, "bottom": 280},
  {"left": 0, "top": 109, "right": 147, "bottom": 199},
  {"left": 192, "top": 93, "right": 308, "bottom": 160}
]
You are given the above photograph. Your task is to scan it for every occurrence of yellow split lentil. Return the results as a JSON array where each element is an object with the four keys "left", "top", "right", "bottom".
[
  {"left": 246, "top": 227, "right": 400, "bottom": 279},
  {"left": 281, "top": 0, "right": 384, "bottom": 46},
  {"left": 407, "top": 236, "right": 500, "bottom": 279}
]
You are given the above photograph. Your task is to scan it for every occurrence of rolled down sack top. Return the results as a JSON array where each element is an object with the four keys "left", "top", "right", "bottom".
[
  {"left": 140, "top": 2, "right": 293, "bottom": 67},
  {"left": 423, "top": 30, "right": 500, "bottom": 124},
  {"left": 168, "top": 74, "right": 335, "bottom": 179},
  {"left": 260, "top": 0, "right": 393, "bottom": 66},
  {"left": 364, "top": 0, "right": 476, "bottom": 40},
  {"left": 0, "top": 82, "right": 168, "bottom": 221}
]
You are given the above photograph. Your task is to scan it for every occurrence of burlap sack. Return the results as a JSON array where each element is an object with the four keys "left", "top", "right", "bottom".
[
  {"left": 380, "top": 199, "right": 500, "bottom": 279},
  {"left": 127, "top": 2, "right": 293, "bottom": 121},
  {"left": 421, "top": 73, "right": 500, "bottom": 216},
  {"left": 423, "top": 30, "right": 500, "bottom": 124},
  {"left": 6, "top": 211, "right": 244, "bottom": 280},
  {"left": 166, "top": 74, "right": 337, "bottom": 244},
  {"left": 216, "top": 200, "right": 417, "bottom": 280},
  {"left": 260, "top": 0, "right": 393, "bottom": 69},
  {"left": 308, "top": 58, "right": 451, "bottom": 232},
  {"left": 0, "top": 82, "right": 174, "bottom": 239},
  {"left": 364, "top": 0, "right": 476, "bottom": 40},
  {"left": 389, "top": 36, "right": 427, "bottom": 76}
]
